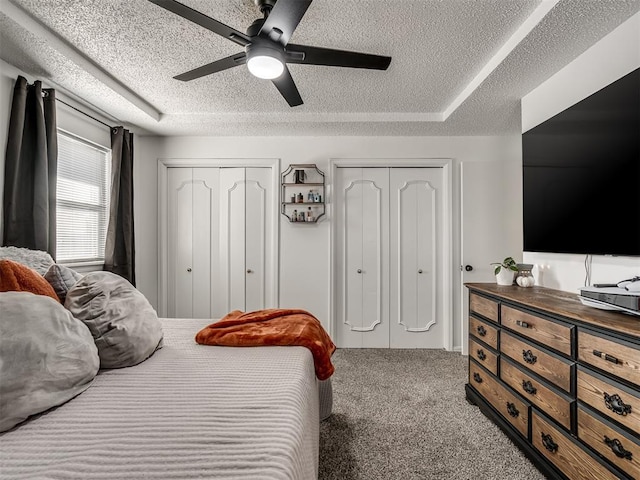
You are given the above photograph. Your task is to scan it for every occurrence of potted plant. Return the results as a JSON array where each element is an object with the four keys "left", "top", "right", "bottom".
[{"left": 491, "top": 257, "right": 518, "bottom": 285}]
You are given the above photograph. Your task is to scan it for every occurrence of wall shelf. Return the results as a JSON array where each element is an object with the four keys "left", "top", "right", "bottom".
[{"left": 281, "top": 164, "right": 325, "bottom": 223}]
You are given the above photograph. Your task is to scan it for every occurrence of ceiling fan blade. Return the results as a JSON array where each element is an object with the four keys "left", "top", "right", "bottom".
[
  {"left": 174, "top": 53, "right": 247, "bottom": 81},
  {"left": 149, "top": 0, "right": 251, "bottom": 47},
  {"left": 272, "top": 66, "right": 303, "bottom": 107},
  {"left": 259, "top": 0, "right": 312, "bottom": 45},
  {"left": 285, "top": 44, "right": 391, "bottom": 70}
]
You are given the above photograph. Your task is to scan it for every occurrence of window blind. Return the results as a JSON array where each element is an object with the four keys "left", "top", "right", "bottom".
[{"left": 56, "top": 131, "right": 111, "bottom": 263}]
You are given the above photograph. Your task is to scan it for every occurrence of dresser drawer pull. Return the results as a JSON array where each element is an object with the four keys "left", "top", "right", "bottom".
[
  {"left": 593, "top": 350, "right": 620, "bottom": 364},
  {"left": 477, "top": 325, "right": 487, "bottom": 337},
  {"left": 522, "top": 380, "right": 537, "bottom": 395},
  {"left": 473, "top": 372, "right": 483, "bottom": 383},
  {"left": 541, "top": 433, "right": 558, "bottom": 453},
  {"left": 604, "top": 392, "right": 632, "bottom": 416},
  {"left": 477, "top": 349, "right": 487, "bottom": 361},
  {"left": 522, "top": 349, "right": 537, "bottom": 365},
  {"left": 604, "top": 436, "right": 633, "bottom": 460},
  {"left": 516, "top": 320, "right": 530, "bottom": 328},
  {"left": 506, "top": 402, "right": 520, "bottom": 418}
]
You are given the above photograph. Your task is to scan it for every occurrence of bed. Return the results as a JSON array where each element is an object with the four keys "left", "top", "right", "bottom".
[{"left": 0, "top": 318, "right": 327, "bottom": 480}]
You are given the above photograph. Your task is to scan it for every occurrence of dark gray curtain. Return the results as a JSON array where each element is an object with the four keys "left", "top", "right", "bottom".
[
  {"left": 2, "top": 76, "right": 57, "bottom": 257},
  {"left": 104, "top": 126, "right": 135, "bottom": 285}
]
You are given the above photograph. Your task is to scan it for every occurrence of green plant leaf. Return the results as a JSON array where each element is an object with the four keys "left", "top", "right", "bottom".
[{"left": 494, "top": 266, "right": 501, "bottom": 275}]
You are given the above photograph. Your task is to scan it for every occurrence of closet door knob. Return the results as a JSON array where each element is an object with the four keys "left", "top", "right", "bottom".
[
  {"left": 247, "top": 269, "right": 253, "bottom": 274},
  {"left": 357, "top": 269, "right": 362, "bottom": 274},
  {"left": 418, "top": 269, "right": 423, "bottom": 274},
  {"left": 186, "top": 268, "right": 192, "bottom": 273}
]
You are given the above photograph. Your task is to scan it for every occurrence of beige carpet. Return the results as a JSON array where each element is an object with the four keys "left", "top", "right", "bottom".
[{"left": 319, "top": 349, "right": 547, "bottom": 480}]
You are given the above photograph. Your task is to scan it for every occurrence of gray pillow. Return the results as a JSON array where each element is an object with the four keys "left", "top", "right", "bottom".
[
  {"left": 0, "top": 246, "right": 54, "bottom": 275},
  {"left": 0, "top": 292, "right": 99, "bottom": 433},
  {"left": 44, "top": 264, "right": 83, "bottom": 303},
  {"left": 65, "top": 272, "right": 163, "bottom": 369}
]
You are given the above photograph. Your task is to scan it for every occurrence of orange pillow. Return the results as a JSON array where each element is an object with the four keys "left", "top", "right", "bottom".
[{"left": 0, "top": 259, "right": 60, "bottom": 303}]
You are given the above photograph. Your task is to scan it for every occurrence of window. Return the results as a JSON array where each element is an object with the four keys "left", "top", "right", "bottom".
[{"left": 56, "top": 130, "right": 111, "bottom": 264}]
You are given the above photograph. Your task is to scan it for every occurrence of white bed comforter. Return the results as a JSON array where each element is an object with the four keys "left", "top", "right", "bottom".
[{"left": 0, "top": 319, "right": 319, "bottom": 480}]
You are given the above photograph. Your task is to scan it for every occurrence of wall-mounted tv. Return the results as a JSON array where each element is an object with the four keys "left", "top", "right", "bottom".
[{"left": 522, "top": 68, "right": 640, "bottom": 257}]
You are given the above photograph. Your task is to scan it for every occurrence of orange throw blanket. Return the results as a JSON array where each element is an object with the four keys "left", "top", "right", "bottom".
[
  {"left": 0, "top": 259, "right": 60, "bottom": 302},
  {"left": 195, "top": 309, "right": 336, "bottom": 380}
]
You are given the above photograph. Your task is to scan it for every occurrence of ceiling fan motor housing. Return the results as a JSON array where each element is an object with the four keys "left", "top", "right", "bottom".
[
  {"left": 246, "top": 39, "right": 285, "bottom": 63},
  {"left": 254, "top": 0, "right": 277, "bottom": 16},
  {"left": 246, "top": 17, "right": 266, "bottom": 37}
]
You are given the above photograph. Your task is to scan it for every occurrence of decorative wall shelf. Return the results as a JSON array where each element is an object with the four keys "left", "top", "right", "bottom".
[{"left": 281, "top": 164, "right": 325, "bottom": 223}]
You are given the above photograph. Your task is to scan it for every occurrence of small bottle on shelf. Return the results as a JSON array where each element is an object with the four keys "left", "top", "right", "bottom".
[
  {"left": 307, "top": 207, "right": 314, "bottom": 222},
  {"left": 292, "top": 209, "right": 297, "bottom": 222}
]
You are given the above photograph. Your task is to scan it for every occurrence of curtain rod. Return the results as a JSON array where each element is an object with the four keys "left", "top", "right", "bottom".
[
  {"left": 40, "top": 88, "right": 115, "bottom": 131},
  {"left": 55, "top": 97, "right": 115, "bottom": 131}
]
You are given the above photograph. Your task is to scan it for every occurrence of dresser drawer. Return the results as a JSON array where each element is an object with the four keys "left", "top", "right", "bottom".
[
  {"left": 469, "top": 337, "right": 498, "bottom": 375},
  {"left": 469, "top": 316, "right": 498, "bottom": 349},
  {"left": 578, "top": 405, "right": 640, "bottom": 479},
  {"left": 532, "top": 410, "right": 619, "bottom": 480},
  {"left": 469, "top": 293, "right": 498, "bottom": 324},
  {"left": 469, "top": 360, "right": 529, "bottom": 437},
  {"left": 501, "top": 305, "right": 572, "bottom": 356},
  {"left": 578, "top": 329, "right": 640, "bottom": 387},
  {"left": 577, "top": 367, "right": 640, "bottom": 434},
  {"left": 500, "top": 357, "right": 572, "bottom": 430},
  {"left": 501, "top": 331, "right": 572, "bottom": 392}
]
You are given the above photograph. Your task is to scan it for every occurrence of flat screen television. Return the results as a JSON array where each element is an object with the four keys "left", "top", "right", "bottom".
[{"left": 522, "top": 67, "right": 640, "bottom": 256}]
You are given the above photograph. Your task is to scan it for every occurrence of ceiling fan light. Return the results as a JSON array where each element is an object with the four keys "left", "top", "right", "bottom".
[{"left": 247, "top": 55, "right": 284, "bottom": 79}]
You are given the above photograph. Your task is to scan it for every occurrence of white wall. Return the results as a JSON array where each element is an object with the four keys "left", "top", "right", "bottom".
[
  {"left": 135, "top": 135, "right": 522, "bottom": 351},
  {"left": 0, "top": 58, "right": 523, "bottom": 352},
  {"left": 521, "top": 12, "right": 640, "bottom": 293}
]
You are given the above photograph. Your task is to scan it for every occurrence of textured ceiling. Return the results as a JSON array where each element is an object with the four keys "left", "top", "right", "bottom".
[{"left": 0, "top": 0, "right": 638, "bottom": 136}]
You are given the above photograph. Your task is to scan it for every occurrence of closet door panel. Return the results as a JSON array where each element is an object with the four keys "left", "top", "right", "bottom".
[
  {"left": 344, "top": 170, "right": 365, "bottom": 332},
  {"left": 336, "top": 167, "right": 389, "bottom": 348},
  {"left": 220, "top": 168, "right": 246, "bottom": 313},
  {"left": 244, "top": 168, "right": 271, "bottom": 312},
  {"left": 168, "top": 168, "right": 193, "bottom": 318},
  {"left": 192, "top": 168, "right": 220, "bottom": 318},
  {"left": 361, "top": 170, "right": 386, "bottom": 327},
  {"left": 390, "top": 168, "right": 444, "bottom": 348}
]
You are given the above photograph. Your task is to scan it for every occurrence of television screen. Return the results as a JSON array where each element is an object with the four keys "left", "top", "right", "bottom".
[{"left": 522, "top": 68, "right": 640, "bottom": 256}]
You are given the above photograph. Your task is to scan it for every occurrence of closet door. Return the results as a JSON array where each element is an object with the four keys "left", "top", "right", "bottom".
[
  {"left": 219, "top": 167, "right": 273, "bottom": 314},
  {"left": 167, "top": 167, "right": 220, "bottom": 318},
  {"left": 335, "top": 167, "right": 390, "bottom": 348},
  {"left": 389, "top": 168, "right": 445, "bottom": 348},
  {"left": 244, "top": 168, "right": 272, "bottom": 312}
]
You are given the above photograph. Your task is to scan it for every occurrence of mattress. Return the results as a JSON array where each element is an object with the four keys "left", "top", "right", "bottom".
[{"left": 0, "top": 318, "right": 320, "bottom": 480}]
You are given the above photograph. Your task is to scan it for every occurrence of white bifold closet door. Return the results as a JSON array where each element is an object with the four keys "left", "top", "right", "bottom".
[
  {"left": 335, "top": 167, "right": 445, "bottom": 348},
  {"left": 167, "top": 167, "right": 273, "bottom": 319}
]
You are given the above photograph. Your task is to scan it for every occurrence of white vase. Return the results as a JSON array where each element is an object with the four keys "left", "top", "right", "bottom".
[{"left": 496, "top": 268, "right": 515, "bottom": 286}]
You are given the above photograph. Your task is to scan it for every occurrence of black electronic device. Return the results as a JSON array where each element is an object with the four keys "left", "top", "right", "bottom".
[
  {"left": 579, "top": 286, "right": 640, "bottom": 315},
  {"left": 522, "top": 68, "right": 640, "bottom": 257}
]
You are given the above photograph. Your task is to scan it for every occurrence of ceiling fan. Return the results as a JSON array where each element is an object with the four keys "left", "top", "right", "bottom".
[{"left": 149, "top": 0, "right": 392, "bottom": 107}]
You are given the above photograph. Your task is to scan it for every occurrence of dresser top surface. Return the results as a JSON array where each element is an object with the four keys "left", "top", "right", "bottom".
[{"left": 466, "top": 283, "right": 640, "bottom": 339}]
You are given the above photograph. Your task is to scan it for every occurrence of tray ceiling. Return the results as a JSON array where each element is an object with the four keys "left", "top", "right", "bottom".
[{"left": 0, "top": 0, "right": 638, "bottom": 136}]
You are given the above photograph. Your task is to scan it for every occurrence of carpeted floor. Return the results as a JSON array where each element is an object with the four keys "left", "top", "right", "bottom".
[{"left": 319, "top": 349, "right": 547, "bottom": 480}]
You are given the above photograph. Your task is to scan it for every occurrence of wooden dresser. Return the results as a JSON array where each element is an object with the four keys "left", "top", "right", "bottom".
[{"left": 465, "top": 283, "right": 640, "bottom": 480}]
